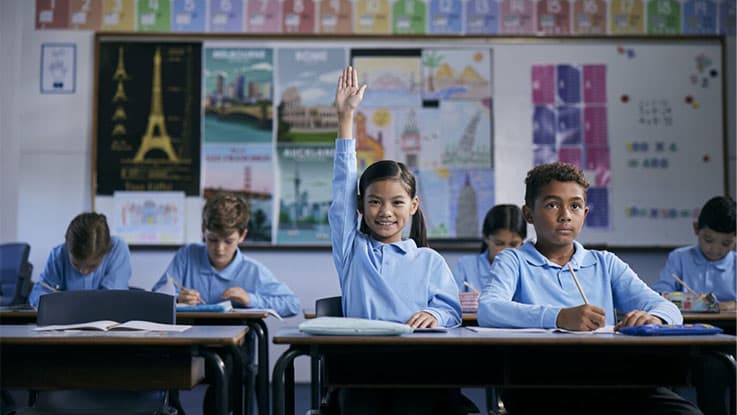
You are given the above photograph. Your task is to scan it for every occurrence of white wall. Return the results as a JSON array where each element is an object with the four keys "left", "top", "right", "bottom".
[{"left": 0, "top": 0, "right": 732, "bottom": 382}]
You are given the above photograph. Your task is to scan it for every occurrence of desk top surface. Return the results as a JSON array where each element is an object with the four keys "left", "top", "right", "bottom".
[
  {"left": 0, "top": 309, "right": 274, "bottom": 320},
  {"left": 0, "top": 324, "right": 248, "bottom": 346},
  {"left": 273, "top": 327, "right": 737, "bottom": 346}
]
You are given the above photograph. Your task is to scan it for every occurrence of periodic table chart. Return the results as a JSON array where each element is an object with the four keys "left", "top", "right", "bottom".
[{"left": 493, "top": 38, "right": 725, "bottom": 247}]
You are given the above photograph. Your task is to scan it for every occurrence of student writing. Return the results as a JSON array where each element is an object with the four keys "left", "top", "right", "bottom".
[
  {"left": 653, "top": 195, "right": 736, "bottom": 312},
  {"left": 152, "top": 192, "right": 299, "bottom": 317},
  {"left": 330, "top": 66, "right": 465, "bottom": 414},
  {"left": 454, "top": 204, "right": 526, "bottom": 311},
  {"left": 29, "top": 212, "right": 131, "bottom": 307},
  {"left": 477, "top": 162, "right": 700, "bottom": 415}
]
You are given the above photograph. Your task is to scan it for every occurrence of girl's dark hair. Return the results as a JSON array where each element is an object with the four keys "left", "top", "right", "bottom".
[
  {"left": 65, "top": 212, "right": 112, "bottom": 261},
  {"left": 697, "top": 195, "right": 736, "bottom": 234},
  {"left": 479, "top": 204, "right": 527, "bottom": 252},
  {"left": 358, "top": 160, "right": 428, "bottom": 247}
]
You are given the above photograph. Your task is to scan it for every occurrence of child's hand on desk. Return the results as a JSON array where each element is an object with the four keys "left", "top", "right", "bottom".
[
  {"left": 557, "top": 304, "right": 606, "bottom": 331},
  {"left": 614, "top": 310, "right": 663, "bottom": 330},
  {"left": 178, "top": 287, "right": 205, "bottom": 305},
  {"left": 406, "top": 311, "right": 438, "bottom": 329},
  {"left": 222, "top": 287, "right": 250, "bottom": 306}
]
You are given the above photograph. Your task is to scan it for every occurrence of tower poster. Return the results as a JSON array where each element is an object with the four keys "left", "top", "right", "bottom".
[{"left": 96, "top": 42, "right": 201, "bottom": 196}]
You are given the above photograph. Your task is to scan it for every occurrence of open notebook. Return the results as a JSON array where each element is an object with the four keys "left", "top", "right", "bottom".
[{"left": 34, "top": 320, "right": 191, "bottom": 332}]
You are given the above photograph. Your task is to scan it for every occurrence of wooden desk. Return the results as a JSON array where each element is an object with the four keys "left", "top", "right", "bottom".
[
  {"left": 0, "top": 324, "right": 247, "bottom": 415},
  {"left": 0, "top": 308, "right": 274, "bottom": 415},
  {"left": 683, "top": 312, "right": 737, "bottom": 335},
  {"left": 271, "top": 328, "right": 736, "bottom": 415},
  {"left": 176, "top": 310, "right": 275, "bottom": 415},
  {"left": 303, "top": 310, "right": 479, "bottom": 325}
]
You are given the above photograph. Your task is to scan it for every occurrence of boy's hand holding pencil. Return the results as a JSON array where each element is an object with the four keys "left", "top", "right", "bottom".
[
  {"left": 460, "top": 281, "right": 480, "bottom": 312},
  {"left": 168, "top": 275, "right": 205, "bottom": 305}
]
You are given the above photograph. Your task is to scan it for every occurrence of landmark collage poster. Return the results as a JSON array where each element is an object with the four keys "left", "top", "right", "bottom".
[
  {"left": 202, "top": 46, "right": 275, "bottom": 242},
  {"left": 96, "top": 42, "right": 201, "bottom": 196},
  {"left": 276, "top": 48, "right": 346, "bottom": 244},
  {"left": 353, "top": 49, "right": 494, "bottom": 239}
]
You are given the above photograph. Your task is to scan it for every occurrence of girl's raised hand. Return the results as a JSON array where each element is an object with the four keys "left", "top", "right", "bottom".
[{"left": 335, "top": 66, "right": 367, "bottom": 115}]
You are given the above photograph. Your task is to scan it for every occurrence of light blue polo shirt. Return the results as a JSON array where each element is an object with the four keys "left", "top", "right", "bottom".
[
  {"left": 329, "top": 139, "right": 461, "bottom": 327},
  {"left": 478, "top": 240, "right": 682, "bottom": 328},
  {"left": 152, "top": 243, "right": 300, "bottom": 317},
  {"left": 653, "top": 245, "right": 736, "bottom": 301},
  {"left": 454, "top": 251, "right": 493, "bottom": 293},
  {"left": 29, "top": 236, "right": 132, "bottom": 307}
]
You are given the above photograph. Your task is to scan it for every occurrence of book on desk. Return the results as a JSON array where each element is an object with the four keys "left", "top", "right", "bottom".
[{"left": 33, "top": 320, "right": 191, "bottom": 332}]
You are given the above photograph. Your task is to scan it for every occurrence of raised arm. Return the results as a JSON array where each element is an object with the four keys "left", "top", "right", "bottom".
[{"left": 329, "top": 67, "right": 367, "bottom": 281}]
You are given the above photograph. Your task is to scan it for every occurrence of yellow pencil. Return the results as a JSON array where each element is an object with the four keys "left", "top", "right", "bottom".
[
  {"left": 567, "top": 263, "right": 589, "bottom": 305},
  {"left": 670, "top": 273, "right": 703, "bottom": 297}
]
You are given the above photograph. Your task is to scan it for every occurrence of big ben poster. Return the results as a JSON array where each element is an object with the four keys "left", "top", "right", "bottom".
[{"left": 96, "top": 42, "right": 201, "bottom": 195}]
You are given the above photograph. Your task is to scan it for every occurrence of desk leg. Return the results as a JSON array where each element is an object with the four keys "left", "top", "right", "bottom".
[
  {"left": 310, "top": 348, "right": 320, "bottom": 410},
  {"left": 247, "top": 320, "right": 269, "bottom": 415},
  {"left": 272, "top": 347, "right": 309, "bottom": 415},
  {"left": 202, "top": 350, "right": 228, "bottom": 415},
  {"left": 228, "top": 345, "right": 245, "bottom": 415}
]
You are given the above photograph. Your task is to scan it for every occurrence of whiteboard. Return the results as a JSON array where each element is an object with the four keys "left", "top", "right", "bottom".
[{"left": 492, "top": 38, "right": 725, "bottom": 247}]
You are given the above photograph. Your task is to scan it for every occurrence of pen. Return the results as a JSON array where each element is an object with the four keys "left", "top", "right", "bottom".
[
  {"left": 670, "top": 273, "right": 703, "bottom": 298},
  {"left": 38, "top": 280, "right": 59, "bottom": 292},
  {"left": 463, "top": 281, "right": 480, "bottom": 294},
  {"left": 168, "top": 275, "right": 205, "bottom": 304},
  {"left": 567, "top": 263, "right": 590, "bottom": 305}
]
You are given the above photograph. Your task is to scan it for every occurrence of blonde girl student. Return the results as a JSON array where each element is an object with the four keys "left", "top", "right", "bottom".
[
  {"left": 454, "top": 204, "right": 527, "bottom": 311},
  {"left": 329, "top": 66, "right": 464, "bottom": 414}
]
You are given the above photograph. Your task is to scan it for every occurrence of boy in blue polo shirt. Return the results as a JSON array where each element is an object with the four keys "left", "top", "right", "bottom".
[
  {"left": 152, "top": 192, "right": 299, "bottom": 317},
  {"left": 478, "top": 162, "right": 700, "bottom": 415},
  {"left": 653, "top": 195, "right": 735, "bottom": 311}
]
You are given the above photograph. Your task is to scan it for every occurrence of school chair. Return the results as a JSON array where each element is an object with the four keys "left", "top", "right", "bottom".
[
  {"left": 0, "top": 242, "right": 33, "bottom": 307},
  {"left": 19, "top": 290, "right": 178, "bottom": 415}
]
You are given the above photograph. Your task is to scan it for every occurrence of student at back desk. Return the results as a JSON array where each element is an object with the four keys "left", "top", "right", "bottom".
[
  {"left": 477, "top": 162, "right": 702, "bottom": 415},
  {"left": 29, "top": 212, "right": 131, "bottom": 307}
]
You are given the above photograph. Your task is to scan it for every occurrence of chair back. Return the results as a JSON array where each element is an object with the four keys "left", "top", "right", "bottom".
[
  {"left": 0, "top": 242, "right": 33, "bottom": 306},
  {"left": 315, "top": 296, "right": 343, "bottom": 317},
  {"left": 37, "top": 290, "right": 175, "bottom": 325}
]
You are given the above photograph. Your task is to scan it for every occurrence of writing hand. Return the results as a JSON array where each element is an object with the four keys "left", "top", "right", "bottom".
[
  {"left": 556, "top": 304, "right": 606, "bottom": 331},
  {"left": 178, "top": 287, "right": 204, "bottom": 305}
]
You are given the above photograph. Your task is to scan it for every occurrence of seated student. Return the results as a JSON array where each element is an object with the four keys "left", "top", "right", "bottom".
[
  {"left": 29, "top": 212, "right": 131, "bottom": 307},
  {"left": 478, "top": 162, "right": 701, "bottom": 415},
  {"left": 331, "top": 67, "right": 464, "bottom": 414},
  {"left": 454, "top": 204, "right": 526, "bottom": 311},
  {"left": 653, "top": 195, "right": 735, "bottom": 415},
  {"left": 152, "top": 192, "right": 300, "bottom": 317},
  {"left": 653, "top": 195, "right": 735, "bottom": 311}
]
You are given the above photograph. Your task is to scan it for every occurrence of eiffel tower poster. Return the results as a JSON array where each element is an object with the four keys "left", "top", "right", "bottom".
[{"left": 95, "top": 42, "right": 202, "bottom": 196}]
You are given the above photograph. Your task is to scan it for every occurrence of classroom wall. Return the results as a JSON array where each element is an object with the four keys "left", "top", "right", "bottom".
[{"left": 0, "top": 0, "right": 734, "bottom": 382}]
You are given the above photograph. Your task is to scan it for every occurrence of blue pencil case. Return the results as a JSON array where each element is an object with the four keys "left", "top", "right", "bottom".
[{"left": 618, "top": 324, "right": 723, "bottom": 336}]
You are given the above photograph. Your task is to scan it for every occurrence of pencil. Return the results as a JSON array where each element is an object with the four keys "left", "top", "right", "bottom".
[
  {"left": 567, "top": 263, "right": 589, "bottom": 305},
  {"left": 168, "top": 275, "right": 205, "bottom": 304},
  {"left": 38, "top": 280, "right": 59, "bottom": 293},
  {"left": 670, "top": 273, "right": 703, "bottom": 297},
  {"left": 463, "top": 281, "right": 480, "bottom": 294}
]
